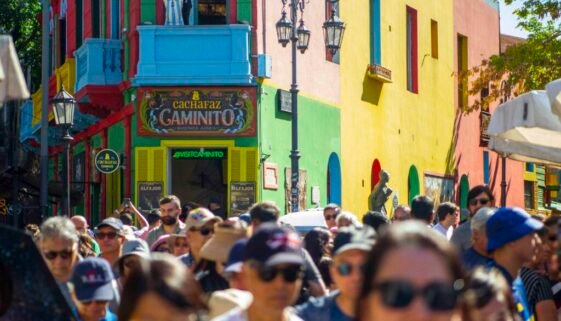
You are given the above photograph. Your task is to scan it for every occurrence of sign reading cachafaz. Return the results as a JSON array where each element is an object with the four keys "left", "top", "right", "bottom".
[
  {"left": 95, "top": 149, "right": 120, "bottom": 174},
  {"left": 137, "top": 87, "right": 257, "bottom": 137}
]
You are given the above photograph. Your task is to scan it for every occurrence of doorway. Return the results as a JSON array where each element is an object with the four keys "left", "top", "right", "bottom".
[{"left": 170, "top": 148, "right": 227, "bottom": 209}]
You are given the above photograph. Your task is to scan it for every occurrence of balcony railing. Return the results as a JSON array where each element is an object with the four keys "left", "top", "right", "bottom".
[
  {"left": 74, "top": 39, "right": 122, "bottom": 93},
  {"left": 133, "top": 24, "right": 253, "bottom": 86}
]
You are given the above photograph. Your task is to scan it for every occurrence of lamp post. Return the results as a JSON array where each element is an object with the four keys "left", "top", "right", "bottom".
[
  {"left": 51, "top": 86, "right": 76, "bottom": 216},
  {"left": 276, "top": 0, "right": 345, "bottom": 212}
]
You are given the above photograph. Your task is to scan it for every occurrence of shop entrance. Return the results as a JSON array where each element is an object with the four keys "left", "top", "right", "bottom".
[{"left": 170, "top": 148, "right": 228, "bottom": 209}]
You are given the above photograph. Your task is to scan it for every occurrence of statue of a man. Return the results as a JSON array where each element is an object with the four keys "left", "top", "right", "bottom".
[{"left": 368, "top": 170, "right": 393, "bottom": 216}]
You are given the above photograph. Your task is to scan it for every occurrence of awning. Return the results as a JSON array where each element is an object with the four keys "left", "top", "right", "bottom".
[
  {"left": 487, "top": 90, "right": 561, "bottom": 166},
  {"left": 0, "top": 35, "right": 30, "bottom": 104}
]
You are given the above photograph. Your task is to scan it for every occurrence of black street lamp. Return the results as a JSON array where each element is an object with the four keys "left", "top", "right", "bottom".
[
  {"left": 276, "top": 0, "right": 345, "bottom": 212},
  {"left": 51, "top": 86, "right": 76, "bottom": 216}
]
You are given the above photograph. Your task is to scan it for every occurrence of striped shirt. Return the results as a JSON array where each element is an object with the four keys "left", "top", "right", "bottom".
[
  {"left": 520, "top": 266, "right": 554, "bottom": 314},
  {"left": 164, "top": 0, "right": 184, "bottom": 26}
]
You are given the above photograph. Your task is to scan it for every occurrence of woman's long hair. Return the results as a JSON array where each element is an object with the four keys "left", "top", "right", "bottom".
[{"left": 303, "top": 227, "right": 331, "bottom": 265}]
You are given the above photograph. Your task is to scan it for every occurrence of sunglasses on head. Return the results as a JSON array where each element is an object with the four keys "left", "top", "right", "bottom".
[
  {"left": 371, "top": 280, "right": 459, "bottom": 311},
  {"left": 95, "top": 231, "right": 119, "bottom": 240},
  {"left": 190, "top": 226, "right": 214, "bottom": 236},
  {"left": 43, "top": 249, "right": 74, "bottom": 260},
  {"left": 256, "top": 265, "right": 305, "bottom": 283},
  {"left": 469, "top": 198, "right": 490, "bottom": 206},
  {"left": 336, "top": 262, "right": 363, "bottom": 276}
]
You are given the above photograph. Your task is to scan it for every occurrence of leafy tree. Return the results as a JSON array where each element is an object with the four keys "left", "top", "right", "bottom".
[
  {"left": 464, "top": 0, "right": 561, "bottom": 113},
  {"left": 0, "top": 0, "right": 42, "bottom": 91}
]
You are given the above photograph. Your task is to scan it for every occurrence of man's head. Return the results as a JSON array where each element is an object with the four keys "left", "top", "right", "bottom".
[
  {"left": 323, "top": 203, "right": 341, "bottom": 229},
  {"left": 159, "top": 195, "right": 182, "bottom": 226},
  {"left": 392, "top": 205, "right": 411, "bottom": 222},
  {"left": 147, "top": 210, "right": 161, "bottom": 228},
  {"left": 119, "top": 213, "right": 133, "bottom": 226},
  {"left": 362, "top": 211, "right": 389, "bottom": 233},
  {"left": 70, "top": 215, "right": 89, "bottom": 235},
  {"left": 470, "top": 207, "right": 495, "bottom": 255},
  {"left": 116, "top": 239, "right": 150, "bottom": 281},
  {"left": 242, "top": 224, "right": 304, "bottom": 311},
  {"left": 467, "top": 185, "right": 495, "bottom": 217},
  {"left": 436, "top": 202, "right": 459, "bottom": 227},
  {"left": 249, "top": 201, "right": 280, "bottom": 229},
  {"left": 208, "top": 197, "right": 221, "bottom": 211},
  {"left": 486, "top": 207, "right": 543, "bottom": 267},
  {"left": 70, "top": 257, "right": 115, "bottom": 321},
  {"left": 224, "top": 239, "right": 248, "bottom": 290},
  {"left": 330, "top": 226, "right": 375, "bottom": 301},
  {"left": 94, "top": 218, "right": 126, "bottom": 256},
  {"left": 185, "top": 208, "right": 222, "bottom": 261},
  {"left": 410, "top": 195, "right": 434, "bottom": 224},
  {"left": 40, "top": 217, "right": 80, "bottom": 283}
]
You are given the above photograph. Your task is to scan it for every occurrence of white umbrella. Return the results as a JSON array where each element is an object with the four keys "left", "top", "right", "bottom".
[
  {"left": 0, "top": 35, "right": 30, "bottom": 104},
  {"left": 487, "top": 90, "right": 561, "bottom": 166}
]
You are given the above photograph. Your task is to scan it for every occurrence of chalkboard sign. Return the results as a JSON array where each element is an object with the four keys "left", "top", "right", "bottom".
[
  {"left": 137, "top": 182, "right": 163, "bottom": 214},
  {"left": 277, "top": 89, "right": 292, "bottom": 113},
  {"left": 230, "top": 182, "right": 256, "bottom": 216}
]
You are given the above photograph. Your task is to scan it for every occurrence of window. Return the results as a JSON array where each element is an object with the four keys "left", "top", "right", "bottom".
[
  {"left": 431, "top": 20, "right": 438, "bottom": 58},
  {"left": 76, "top": 0, "right": 83, "bottom": 48},
  {"left": 326, "top": 0, "right": 340, "bottom": 64},
  {"left": 92, "top": 0, "right": 101, "bottom": 38},
  {"left": 457, "top": 34, "right": 468, "bottom": 108},
  {"left": 370, "top": 0, "right": 381, "bottom": 65},
  {"left": 111, "top": 0, "right": 120, "bottom": 39},
  {"left": 524, "top": 180, "right": 535, "bottom": 209},
  {"left": 406, "top": 6, "right": 418, "bottom": 93},
  {"left": 197, "top": 0, "right": 227, "bottom": 25},
  {"left": 526, "top": 162, "right": 535, "bottom": 172},
  {"left": 59, "top": 17, "right": 66, "bottom": 66},
  {"left": 483, "top": 151, "right": 490, "bottom": 184}
]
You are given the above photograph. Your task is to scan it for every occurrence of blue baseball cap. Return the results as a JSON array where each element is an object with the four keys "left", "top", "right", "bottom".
[
  {"left": 225, "top": 239, "right": 247, "bottom": 274},
  {"left": 71, "top": 257, "right": 115, "bottom": 302},
  {"left": 486, "top": 207, "right": 544, "bottom": 252},
  {"left": 244, "top": 223, "right": 304, "bottom": 267},
  {"left": 95, "top": 217, "right": 124, "bottom": 232}
]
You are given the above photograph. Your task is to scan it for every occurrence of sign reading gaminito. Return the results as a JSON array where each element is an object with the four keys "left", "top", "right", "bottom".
[
  {"left": 95, "top": 149, "right": 120, "bottom": 174},
  {"left": 138, "top": 87, "right": 257, "bottom": 136}
]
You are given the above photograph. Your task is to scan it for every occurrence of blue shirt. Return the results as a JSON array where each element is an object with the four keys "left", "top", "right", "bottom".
[
  {"left": 74, "top": 308, "right": 117, "bottom": 321},
  {"left": 487, "top": 260, "right": 534, "bottom": 321},
  {"left": 462, "top": 247, "right": 489, "bottom": 271},
  {"left": 295, "top": 291, "right": 353, "bottom": 321}
]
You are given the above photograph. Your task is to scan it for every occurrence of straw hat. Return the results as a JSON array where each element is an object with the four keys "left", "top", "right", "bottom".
[{"left": 200, "top": 220, "right": 248, "bottom": 263}]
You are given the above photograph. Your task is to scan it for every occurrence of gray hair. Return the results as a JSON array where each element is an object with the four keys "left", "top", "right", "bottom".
[
  {"left": 40, "top": 217, "right": 79, "bottom": 245},
  {"left": 336, "top": 211, "right": 362, "bottom": 228},
  {"left": 470, "top": 207, "right": 496, "bottom": 233}
]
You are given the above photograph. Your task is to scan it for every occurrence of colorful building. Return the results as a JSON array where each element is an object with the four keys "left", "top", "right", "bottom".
[
  {"left": 339, "top": 0, "right": 456, "bottom": 216},
  {"left": 21, "top": 0, "right": 342, "bottom": 223},
  {"left": 453, "top": 0, "right": 525, "bottom": 209}
]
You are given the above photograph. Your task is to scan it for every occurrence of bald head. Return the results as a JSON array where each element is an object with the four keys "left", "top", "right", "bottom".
[{"left": 70, "top": 215, "right": 88, "bottom": 234}]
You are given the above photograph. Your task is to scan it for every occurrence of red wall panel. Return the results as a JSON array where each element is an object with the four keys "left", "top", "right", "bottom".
[
  {"left": 83, "top": 0, "right": 93, "bottom": 38},
  {"left": 67, "top": 0, "right": 77, "bottom": 55}
]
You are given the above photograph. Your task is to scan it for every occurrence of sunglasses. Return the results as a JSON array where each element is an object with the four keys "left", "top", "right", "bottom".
[
  {"left": 43, "top": 249, "right": 74, "bottom": 260},
  {"left": 189, "top": 226, "right": 214, "bottom": 236},
  {"left": 95, "top": 231, "right": 119, "bottom": 240},
  {"left": 256, "top": 265, "right": 305, "bottom": 283},
  {"left": 469, "top": 198, "right": 490, "bottom": 206},
  {"left": 371, "top": 280, "right": 458, "bottom": 311},
  {"left": 336, "top": 262, "right": 363, "bottom": 276}
]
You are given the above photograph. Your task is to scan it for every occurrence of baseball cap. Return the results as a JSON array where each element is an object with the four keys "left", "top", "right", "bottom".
[
  {"left": 185, "top": 208, "right": 222, "bottom": 230},
  {"left": 486, "top": 207, "right": 544, "bottom": 252},
  {"left": 244, "top": 223, "right": 304, "bottom": 267},
  {"left": 200, "top": 220, "right": 248, "bottom": 263},
  {"left": 95, "top": 217, "right": 124, "bottom": 233},
  {"left": 71, "top": 257, "right": 115, "bottom": 302},
  {"left": 332, "top": 226, "right": 376, "bottom": 256},
  {"left": 116, "top": 239, "right": 150, "bottom": 270},
  {"left": 225, "top": 239, "right": 247, "bottom": 274}
]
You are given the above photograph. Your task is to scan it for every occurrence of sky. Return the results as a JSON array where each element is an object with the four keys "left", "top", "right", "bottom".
[{"left": 500, "top": 0, "right": 529, "bottom": 38}]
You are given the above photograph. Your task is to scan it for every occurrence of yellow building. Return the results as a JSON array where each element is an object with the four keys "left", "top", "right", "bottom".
[{"left": 340, "top": 0, "right": 455, "bottom": 216}]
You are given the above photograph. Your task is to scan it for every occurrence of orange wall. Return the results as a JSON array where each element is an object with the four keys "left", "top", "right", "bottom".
[{"left": 454, "top": 0, "right": 524, "bottom": 207}]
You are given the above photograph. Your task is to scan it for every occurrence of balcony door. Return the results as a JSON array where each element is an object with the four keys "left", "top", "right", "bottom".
[{"left": 194, "top": 0, "right": 228, "bottom": 25}]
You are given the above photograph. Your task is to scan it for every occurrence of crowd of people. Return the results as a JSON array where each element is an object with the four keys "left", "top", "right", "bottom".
[{"left": 28, "top": 186, "right": 561, "bottom": 321}]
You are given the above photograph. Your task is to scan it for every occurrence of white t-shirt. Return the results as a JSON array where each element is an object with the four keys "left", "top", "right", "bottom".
[
  {"left": 433, "top": 223, "right": 454, "bottom": 240},
  {"left": 212, "top": 308, "right": 303, "bottom": 321}
]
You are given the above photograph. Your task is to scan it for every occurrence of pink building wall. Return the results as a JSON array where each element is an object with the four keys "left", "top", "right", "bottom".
[{"left": 454, "top": 0, "right": 525, "bottom": 207}]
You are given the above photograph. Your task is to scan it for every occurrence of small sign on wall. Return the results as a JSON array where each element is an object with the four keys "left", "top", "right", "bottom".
[
  {"left": 277, "top": 89, "right": 292, "bottom": 113},
  {"left": 263, "top": 162, "right": 279, "bottom": 190},
  {"left": 311, "top": 186, "right": 320, "bottom": 205}
]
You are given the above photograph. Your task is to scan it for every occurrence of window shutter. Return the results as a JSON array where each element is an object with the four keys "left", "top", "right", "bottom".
[{"left": 135, "top": 147, "right": 167, "bottom": 204}]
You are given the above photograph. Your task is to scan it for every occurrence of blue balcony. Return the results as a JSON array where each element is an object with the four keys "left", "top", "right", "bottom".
[
  {"left": 74, "top": 39, "right": 122, "bottom": 93},
  {"left": 133, "top": 25, "right": 253, "bottom": 86}
]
